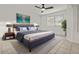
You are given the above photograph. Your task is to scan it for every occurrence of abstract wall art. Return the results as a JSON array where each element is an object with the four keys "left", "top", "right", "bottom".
[{"left": 16, "top": 13, "right": 30, "bottom": 23}]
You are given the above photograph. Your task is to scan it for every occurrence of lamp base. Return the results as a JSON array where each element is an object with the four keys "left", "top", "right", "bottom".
[{"left": 8, "top": 28, "right": 11, "bottom": 33}]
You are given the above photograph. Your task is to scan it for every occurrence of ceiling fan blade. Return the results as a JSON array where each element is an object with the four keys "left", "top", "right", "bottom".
[
  {"left": 45, "top": 6, "right": 53, "bottom": 9},
  {"left": 35, "top": 6, "right": 41, "bottom": 9}
]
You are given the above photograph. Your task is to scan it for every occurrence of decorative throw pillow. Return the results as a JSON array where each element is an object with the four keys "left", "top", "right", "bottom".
[
  {"left": 20, "top": 27, "right": 28, "bottom": 31},
  {"left": 28, "top": 27, "right": 37, "bottom": 31}
]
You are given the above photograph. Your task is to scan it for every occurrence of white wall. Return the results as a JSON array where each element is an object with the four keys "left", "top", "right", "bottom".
[
  {"left": 72, "top": 5, "right": 79, "bottom": 43},
  {"left": 66, "top": 5, "right": 79, "bottom": 43},
  {"left": 0, "top": 4, "right": 41, "bottom": 37},
  {"left": 39, "top": 10, "right": 66, "bottom": 35}
]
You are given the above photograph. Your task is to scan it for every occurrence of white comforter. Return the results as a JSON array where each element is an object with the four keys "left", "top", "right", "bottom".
[{"left": 24, "top": 31, "right": 53, "bottom": 41}]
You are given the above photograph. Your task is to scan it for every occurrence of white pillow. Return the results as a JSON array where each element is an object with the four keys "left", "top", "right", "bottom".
[
  {"left": 20, "top": 27, "right": 28, "bottom": 31},
  {"left": 28, "top": 27, "right": 37, "bottom": 31}
]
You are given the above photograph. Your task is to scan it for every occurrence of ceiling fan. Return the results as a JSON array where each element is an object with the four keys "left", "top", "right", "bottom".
[{"left": 35, "top": 4, "right": 54, "bottom": 13}]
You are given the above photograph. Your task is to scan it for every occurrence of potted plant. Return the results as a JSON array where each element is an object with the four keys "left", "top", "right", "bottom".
[{"left": 61, "top": 20, "right": 67, "bottom": 36}]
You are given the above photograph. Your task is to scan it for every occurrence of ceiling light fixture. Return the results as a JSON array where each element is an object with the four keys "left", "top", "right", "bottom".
[{"left": 41, "top": 8, "right": 45, "bottom": 11}]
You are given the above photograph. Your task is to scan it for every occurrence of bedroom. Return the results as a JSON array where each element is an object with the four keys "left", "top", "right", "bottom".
[{"left": 0, "top": 4, "right": 79, "bottom": 54}]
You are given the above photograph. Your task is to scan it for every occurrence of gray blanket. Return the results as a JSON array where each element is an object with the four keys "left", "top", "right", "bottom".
[{"left": 16, "top": 30, "right": 46, "bottom": 42}]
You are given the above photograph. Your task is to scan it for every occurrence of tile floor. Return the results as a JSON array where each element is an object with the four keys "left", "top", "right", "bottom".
[
  {"left": 1, "top": 35, "right": 79, "bottom": 54},
  {"left": 48, "top": 37, "right": 79, "bottom": 54}
]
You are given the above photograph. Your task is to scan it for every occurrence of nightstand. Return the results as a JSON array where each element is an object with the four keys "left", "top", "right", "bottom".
[{"left": 4, "top": 32, "right": 15, "bottom": 40}]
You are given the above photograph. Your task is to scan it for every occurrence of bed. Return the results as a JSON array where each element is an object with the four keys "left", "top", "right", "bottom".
[
  {"left": 14, "top": 24, "right": 55, "bottom": 52},
  {"left": 16, "top": 30, "right": 55, "bottom": 52}
]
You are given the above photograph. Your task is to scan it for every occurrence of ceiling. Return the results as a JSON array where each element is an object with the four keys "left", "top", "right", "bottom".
[
  {"left": 16, "top": 4, "right": 67, "bottom": 15},
  {"left": 0, "top": 4, "right": 68, "bottom": 15}
]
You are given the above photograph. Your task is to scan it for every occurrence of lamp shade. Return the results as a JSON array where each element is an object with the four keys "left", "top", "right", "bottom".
[
  {"left": 33, "top": 23, "right": 39, "bottom": 27},
  {"left": 6, "top": 22, "right": 12, "bottom": 27}
]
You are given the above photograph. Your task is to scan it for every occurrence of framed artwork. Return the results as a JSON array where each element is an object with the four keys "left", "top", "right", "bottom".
[{"left": 16, "top": 13, "right": 30, "bottom": 23}]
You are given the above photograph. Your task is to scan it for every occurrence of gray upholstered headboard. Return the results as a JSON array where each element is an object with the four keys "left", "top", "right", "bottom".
[{"left": 13, "top": 23, "right": 39, "bottom": 31}]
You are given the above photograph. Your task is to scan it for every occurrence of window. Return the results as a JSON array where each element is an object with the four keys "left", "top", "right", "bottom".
[
  {"left": 55, "top": 15, "right": 64, "bottom": 26},
  {"left": 47, "top": 16, "right": 55, "bottom": 26},
  {"left": 47, "top": 15, "right": 64, "bottom": 26}
]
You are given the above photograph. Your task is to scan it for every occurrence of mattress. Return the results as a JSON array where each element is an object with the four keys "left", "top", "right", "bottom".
[{"left": 24, "top": 31, "right": 53, "bottom": 42}]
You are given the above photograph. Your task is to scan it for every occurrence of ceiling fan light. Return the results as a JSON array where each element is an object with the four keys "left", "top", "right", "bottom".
[{"left": 41, "top": 8, "right": 45, "bottom": 11}]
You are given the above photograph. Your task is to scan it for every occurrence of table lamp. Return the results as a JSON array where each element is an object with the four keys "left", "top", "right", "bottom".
[{"left": 6, "top": 22, "right": 12, "bottom": 33}]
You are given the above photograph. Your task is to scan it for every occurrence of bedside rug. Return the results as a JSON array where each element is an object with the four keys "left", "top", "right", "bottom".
[{"left": 0, "top": 41, "right": 17, "bottom": 54}]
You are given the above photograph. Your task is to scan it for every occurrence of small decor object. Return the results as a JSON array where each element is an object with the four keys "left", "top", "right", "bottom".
[
  {"left": 61, "top": 20, "right": 67, "bottom": 36},
  {"left": 33, "top": 23, "right": 39, "bottom": 30}
]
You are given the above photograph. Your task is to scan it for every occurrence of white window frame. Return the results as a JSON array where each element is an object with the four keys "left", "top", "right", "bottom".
[{"left": 47, "top": 15, "right": 64, "bottom": 26}]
